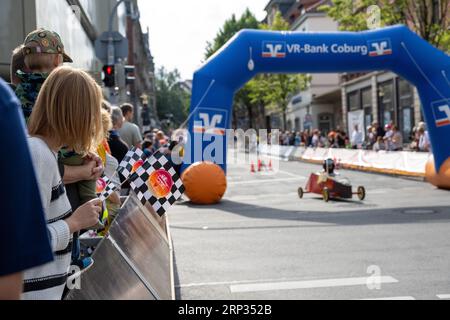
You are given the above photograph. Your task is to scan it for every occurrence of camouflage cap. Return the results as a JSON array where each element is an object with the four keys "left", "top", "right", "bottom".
[{"left": 23, "top": 29, "right": 73, "bottom": 63}]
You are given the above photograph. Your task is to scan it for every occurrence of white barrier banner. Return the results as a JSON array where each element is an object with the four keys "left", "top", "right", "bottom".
[{"left": 258, "top": 145, "right": 429, "bottom": 175}]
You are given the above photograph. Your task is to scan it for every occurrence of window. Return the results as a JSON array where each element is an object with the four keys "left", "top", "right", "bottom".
[
  {"left": 295, "top": 118, "right": 301, "bottom": 131},
  {"left": 347, "top": 91, "right": 360, "bottom": 111},
  {"left": 362, "top": 87, "right": 372, "bottom": 130},
  {"left": 398, "top": 78, "right": 414, "bottom": 142},
  {"left": 378, "top": 80, "right": 394, "bottom": 127},
  {"left": 318, "top": 113, "right": 334, "bottom": 134}
]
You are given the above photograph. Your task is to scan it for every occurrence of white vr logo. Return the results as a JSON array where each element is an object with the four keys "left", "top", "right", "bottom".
[
  {"left": 438, "top": 105, "right": 450, "bottom": 119},
  {"left": 199, "top": 113, "right": 223, "bottom": 129},
  {"left": 434, "top": 104, "right": 450, "bottom": 127},
  {"left": 371, "top": 41, "right": 388, "bottom": 55},
  {"left": 264, "top": 43, "right": 285, "bottom": 58}
]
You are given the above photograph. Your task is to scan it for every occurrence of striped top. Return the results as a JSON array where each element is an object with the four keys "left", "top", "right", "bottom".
[{"left": 23, "top": 137, "right": 73, "bottom": 300}]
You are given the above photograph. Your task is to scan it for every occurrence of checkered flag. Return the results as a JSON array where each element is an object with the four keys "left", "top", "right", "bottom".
[
  {"left": 130, "top": 151, "right": 185, "bottom": 217},
  {"left": 118, "top": 147, "right": 147, "bottom": 180},
  {"left": 96, "top": 175, "right": 119, "bottom": 202}
]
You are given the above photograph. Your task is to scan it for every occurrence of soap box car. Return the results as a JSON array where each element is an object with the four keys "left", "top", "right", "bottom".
[{"left": 298, "top": 159, "right": 366, "bottom": 202}]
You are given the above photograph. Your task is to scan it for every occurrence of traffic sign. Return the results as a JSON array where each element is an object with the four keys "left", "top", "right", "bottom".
[{"left": 95, "top": 31, "right": 129, "bottom": 64}]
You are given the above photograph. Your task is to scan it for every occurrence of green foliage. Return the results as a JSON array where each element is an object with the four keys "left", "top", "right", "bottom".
[
  {"left": 260, "top": 11, "right": 290, "bottom": 31},
  {"left": 155, "top": 66, "right": 190, "bottom": 128},
  {"left": 204, "top": 9, "right": 262, "bottom": 128},
  {"left": 319, "top": 0, "right": 450, "bottom": 52},
  {"left": 205, "top": 8, "right": 259, "bottom": 59},
  {"left": 204, "top": 10, "right": 310, "bottom": 129}
]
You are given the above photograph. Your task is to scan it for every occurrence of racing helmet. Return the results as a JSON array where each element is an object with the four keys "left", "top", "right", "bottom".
[{"left": 323, "top": 158, "right": 335, "bottom": 174}]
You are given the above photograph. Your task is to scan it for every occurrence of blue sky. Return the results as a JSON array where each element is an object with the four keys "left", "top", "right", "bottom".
[{"left": 138, "top": 0, "right": 268, "bottom": 80}]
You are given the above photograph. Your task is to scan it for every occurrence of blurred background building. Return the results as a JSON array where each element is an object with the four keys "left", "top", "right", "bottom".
[
  {"left": 0, "top": 0, "right": 159, "bottom": 128},
  {"left": 262, "top": 0, "right": 450, "bottom": 143}
]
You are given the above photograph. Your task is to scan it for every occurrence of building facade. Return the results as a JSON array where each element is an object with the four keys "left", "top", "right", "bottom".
[
  {"left": 340, "top": 0, "right": 449, "bottom": 143},
  {"left": 0, "top": 0, "right": 158, "bottom": 128},
  {"left": 124, "top": 0, "right": 158, "bottom": 129},
  {"left": 265, "top": 0, "right": 343, "bottom": 133},
  {"left": 0, "top": 0, "right": 126, "bottom": 82},
  {"left": 341, "top": 71, "right": 421, "bottom": 143}
]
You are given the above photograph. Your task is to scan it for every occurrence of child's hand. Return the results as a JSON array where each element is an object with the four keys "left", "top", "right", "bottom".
[
  {"left": 66, "top": 199, "right": 102, "bottom": 233},
  {"left": 83, "top": 154, "right": 103, "bottom": 181}
]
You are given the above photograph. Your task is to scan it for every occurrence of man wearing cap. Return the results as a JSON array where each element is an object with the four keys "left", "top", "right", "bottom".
[{"left": 15, "top": 28, "right": 73, "bottom": 122}]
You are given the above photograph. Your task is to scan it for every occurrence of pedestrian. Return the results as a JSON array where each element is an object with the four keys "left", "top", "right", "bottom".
[
  {"left": 351, "top": 125, "right": 364, "bottom": 149},
  {"left": 311, "top": 130, "right": 320, "bottom": 148},
  {"left": 9, "top": 45, "right": 29, "bottom": 90},
  {"left": 383, "top": 124, "right": 393, "bottom": 150},
  {"left": 328, "top": 131, "right": 339, "bottom": 148},
  {"left": 142, "top": 140, "right": 155, "bottom": 157},
  {"left": 418, "top": 127, "right": 431, "bottom": 152},
  {"left": 15, "top": 29, "right": 72, "bottom": 121},
  {"left": 372, "top": 121, "right": 385, "bottom": 140},
  {"left": 373, "top": 136, "right": 386, "bottom": 152},
  {"left": 366, "top": 126, "right": 377, "bottom": 149},
  {"left": 390, "top": 125, "right": 403, "bottom": 151},
  {"left": 109, "top": 106, "right": 130, "bottom": 163},
  {"left": 25, "top": 66, "right": 103, "bottom": 300},
  {"left": 119, "top": 103, "right": 143, "bottom": 149},
  {"left": 337, "top": 130, "right": 346, "bottom": 148},
  {"left": 295, "top": 132, "right": 302, "bottom": 146},
  {"left": 98, "top": 108, "right": 121, "bottom": 228},
  {"left": 0, "top": 78, "right": 53, "bottom": 300},
  {"left": 155, "top": 130, "right": 169, "bottom": 150}
]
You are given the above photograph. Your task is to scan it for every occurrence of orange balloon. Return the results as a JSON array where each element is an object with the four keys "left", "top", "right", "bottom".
[
  {"left": 181, "top": 162, "right": 227, "bottom": 205},
  {"left": 425, "top": 156, "right": 450, "bottom": 190}
]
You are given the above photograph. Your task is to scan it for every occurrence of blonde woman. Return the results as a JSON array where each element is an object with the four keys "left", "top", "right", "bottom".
[{"left": 25, "top": 66, "right": 103, "bottom": 300}]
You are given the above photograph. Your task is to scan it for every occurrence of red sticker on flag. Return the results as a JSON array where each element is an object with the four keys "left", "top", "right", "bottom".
[
  {"left": 96, "top": 177, "right": 108, "bottom": 194},
  {"left": 148, "top": 169, "right": 174, "bottom": 198},
  {"left": 132, "top": 159, "right": 144, "bottom": 173}
]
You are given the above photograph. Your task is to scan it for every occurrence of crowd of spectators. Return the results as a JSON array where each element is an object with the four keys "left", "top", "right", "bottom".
[
  {"left": 278, "top": 121, "right": 431, "bottom": 153},
  {"left": 0, "top": 27, "right": 178, "bottom": 300}
]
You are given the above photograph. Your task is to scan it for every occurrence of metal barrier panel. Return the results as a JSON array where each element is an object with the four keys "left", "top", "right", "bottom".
[
  {"left": 66, "top": 194, "right": 174, "bottom": 300},
  {"left": 66, "top": 238, "right": 156, "bottom": 300},
  {"left": 109, "top": 195, "right": 173, "bottom": 300}
]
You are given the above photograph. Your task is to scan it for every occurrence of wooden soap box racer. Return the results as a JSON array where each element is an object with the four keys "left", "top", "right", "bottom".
[{"left": 298, "top": 159, "right": 366, "bottom": 202}]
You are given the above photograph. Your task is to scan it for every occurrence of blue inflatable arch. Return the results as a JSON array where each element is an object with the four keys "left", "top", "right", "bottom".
[{"left": 184, "top": 25, "right": 450, "bottom": 175}]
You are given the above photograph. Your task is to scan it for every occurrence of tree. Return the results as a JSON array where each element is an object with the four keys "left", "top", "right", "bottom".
[
  {"left": 205, "top": 9, "right": 260, "bottom": 59},
  {"left": 205, "top": 10, "right": 310, "bottom": 130},
  {"left": 204, "top": 9, "right": 261, "bottom": 129},
  {"left": 155, "top": 67, "right": 190, "bottom": 129},
  {"left": 319, "top": 0, "right": 450, "bottom": 52}
]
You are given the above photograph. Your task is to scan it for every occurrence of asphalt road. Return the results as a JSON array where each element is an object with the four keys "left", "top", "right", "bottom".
[{"left": 169, "top": 151, "right": 450, "bottom": 300}]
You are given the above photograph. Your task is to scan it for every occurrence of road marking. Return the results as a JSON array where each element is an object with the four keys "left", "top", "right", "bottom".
[
  {"left": 360, "top": 296, "right": 415, "bottom": 300},
  {"left": 229, "top": 276, "right": 398, "bottom": 293},
  {"left": 178, "top": 277, "right": 307, "bottom": 289},
  {"left": 437, "top": 294, "right": 450, "bottom": 299},
  {"left": 228, "top": 177, "right": 305, "bottom": 185},
  {"left": 402, "top": 209, "right": 436, "bottom": 214},
  {"left": 367, "top": 189, "right": 389, "bottom": 194}
]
